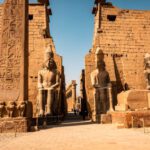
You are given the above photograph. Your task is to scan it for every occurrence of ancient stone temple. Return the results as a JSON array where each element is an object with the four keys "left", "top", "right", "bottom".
[
  {"left": 0, "top": 0, "right": 66, "bottom": 132},
  {"left": 84, "top": 0, "right": 150, "bottom": 124}
]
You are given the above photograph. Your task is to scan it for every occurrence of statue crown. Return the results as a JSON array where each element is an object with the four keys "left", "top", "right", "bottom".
[
  {"left": 45, "top": 45, "right": 53, "bottom": 54},
  {"left": 95, "top": 47, "right": 103, "bottom": 55},
  {"left": 45, "top": 45, "right": 54, "bottom": 58},
  {"left": 144, "top": 53, "right": 150, "bottom": 59}
]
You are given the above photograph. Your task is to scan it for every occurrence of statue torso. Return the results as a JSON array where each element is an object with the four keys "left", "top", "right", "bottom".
[
  {"left": 91, "top": 69, "right": 110, "bottom": 88},
  {"left": 39, "top": 69, "right": 57, "bottom": 88}
]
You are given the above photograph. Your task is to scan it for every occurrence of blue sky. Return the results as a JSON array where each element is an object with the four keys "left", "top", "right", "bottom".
[
  {"left": 50, "top": 0, "right": 94, "bottom": 90},
  {"left": 49, "top": 0, "right": 150, "bottom": 94},
  {"left": 0, "top": 0, "right": 150, "bottom": 94}
]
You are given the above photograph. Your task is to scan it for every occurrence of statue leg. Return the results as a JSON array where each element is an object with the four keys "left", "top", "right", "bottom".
[
  {"left": 93, "top": 89, "right": 98, "bottom": 122},
  {"left": 10, "top": 111, "right": 12, "bottom": 117},
  {"left": 39, "top": 89, "right": 44, "bottom": 116},
  {"left": 47, "top": 89, "right": 54, "bottom": 115},
  {"left": 100, "top": 89, "right": 106, "bottom": 113},
  {"left": 148, "top": 73, "right": 150, "bottom": 89},
  {"left": 97, "top": 89, "right": 101, "bottom": 114}
]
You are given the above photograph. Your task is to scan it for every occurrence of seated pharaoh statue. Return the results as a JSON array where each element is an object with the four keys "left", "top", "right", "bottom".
[
  {"left": 144, "top": 53, "right": 150, "bottom": 90},
  {"left": 90, "top": 48, "right": 111, "bottom": 115},
  {"left": 37, "top": 46, "right": 60, "bottom": 116}
]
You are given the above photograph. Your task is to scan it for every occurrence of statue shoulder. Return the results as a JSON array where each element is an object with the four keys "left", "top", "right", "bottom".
[
  {"left": 38, "top": 68, "right": 46, "bottom": 75},
  {"left": 91, "top": 69, "right": 98, "bottom": 76},
  {"left": 54, "top": 69, "right": 60, "bottom": 76},
  {"left": 104, "top": 70, "right": 109, "bottom": 75}
]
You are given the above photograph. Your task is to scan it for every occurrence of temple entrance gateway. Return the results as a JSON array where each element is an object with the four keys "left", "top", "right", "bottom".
[{"left": 0, "top": 0, "right": 150, "bottom": 132}]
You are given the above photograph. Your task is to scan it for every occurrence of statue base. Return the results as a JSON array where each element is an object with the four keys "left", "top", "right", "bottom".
[
  {"left": 101, "top": 113, "right": 112, "bottom": 124},
  {"left": 111, "top": 110, "right": 150, "bottom": 128},
  {"left": 115, "top": 90, "right": 150, "bottom": 111},
  {"left": 0, "top": 117, "right": 30, "bottom": 133}
]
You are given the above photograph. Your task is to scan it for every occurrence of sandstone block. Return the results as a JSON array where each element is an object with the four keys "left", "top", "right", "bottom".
[{"left": 116, "top": 90, "right": 150, "bottom": 111}]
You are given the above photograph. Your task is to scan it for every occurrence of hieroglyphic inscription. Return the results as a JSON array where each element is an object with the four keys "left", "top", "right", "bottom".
[{"left": 0, "top": 0, "right": 26, "bottom": 101}]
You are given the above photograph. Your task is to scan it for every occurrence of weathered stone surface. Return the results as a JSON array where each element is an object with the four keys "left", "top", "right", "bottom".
[
  {"left": 0, "top": 117, "right": 30, "bottom": 133},
  {"left": 111, "top": 111, "right": 150, "bottom": 128},
  {"left": 101, "top": 113, "right": 112, "bottom": 124},
  {"left": 85, "top": 0, "right": 150, "bottom": 121},
  {"left": 27, "top": 4, "right": 65, "bottom": 116},
  {"left": 90, "top": 48, "right": 111, "bottom": 121},
  {"left": 0, "top": 2, "right": 66, "bottom": 118},
  {"left": 144, "top": 53, "right": 150, "bottom": 90},
  {"left": 0, "top": 0, "right": 28, "bottom": 102},
  {"left": 37, "top": 47, "right": 61, "bottom": 116},
  {"left": 0, "top": 1, "right": 66, "bottom": 131},
  {"left": 66, "top": 80, "right": 77, "bottom": 112},
  {"left": 115, "top": 90, "right": 150, "bottom": 111}
]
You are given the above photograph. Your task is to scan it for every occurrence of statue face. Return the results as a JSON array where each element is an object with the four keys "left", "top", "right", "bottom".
[
  {"left": 45, "top": 52, "right": 53, "bottom": 61},
  {"left": 145, "top": 56, "right": 150, "bottom": 68},
  {"left": 96, "top": 60, "right": 105, "bottom": 71},
  {"left": 44, "top": 60, "right": 55, "bottom": 70},
  {"left": 97, "top": 54, "right": 104, "bottom": 61}
]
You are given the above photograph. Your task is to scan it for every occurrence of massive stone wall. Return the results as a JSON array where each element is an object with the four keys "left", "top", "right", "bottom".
[
  {"left": 28, "top": 4, "right": 64, "bottom": 116},
  {"left": 85, "top": 1, "right": 150, "bottom": 116},
  {"left": 0, "top": 2, "right": 64, "bottom": 117},
  {"left": 93, "top": 5, "right": 150, "bottom": 89}
]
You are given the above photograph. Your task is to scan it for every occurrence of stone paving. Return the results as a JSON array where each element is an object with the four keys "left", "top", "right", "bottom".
[{"left": 0, "top": 121, "right": 150, "bottom": 150}]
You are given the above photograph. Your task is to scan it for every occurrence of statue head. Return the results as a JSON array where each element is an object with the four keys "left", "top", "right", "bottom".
[
  {"left": 45, "top": 45, "right": 54, "bottom": 61},
  {"left": 0, "top": 101, "right": 5, "bottom": 106},
  {"left": 144, "top": 53, "right": 150, "bottom": 69},
  {"left": 144, "top": 53, "right": 150, "bottom": 59},
  {"left": 18, "top": 101, "right": 26, "bottom": 106},
  {"left": 42, "top": 45, "right": 57, "bottom": 70},
  {"left": 95, "top": 47, "right": 104, "bottom": 61},
  {"left": 8, "top": 101, "right": 15, "bottom": 105},
  {"left": 43, "top": 59, "right": 57, "bottom": 71},
  {"left": 144, "top": 53, "right": 150, "bottom": 62},
  {"left": 97, "top": 60, "right": 105, "bottom": 71},
  {"left": 95, "top": 48, "right": 105, "bottom": 69}
]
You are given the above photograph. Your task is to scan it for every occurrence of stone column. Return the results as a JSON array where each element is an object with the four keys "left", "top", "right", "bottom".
[
  {"left": 72, "top": 81, "right": 77, "bottom": 109},
  {"left": 108, "top": 84, "right": 114, "bottom": 112}
]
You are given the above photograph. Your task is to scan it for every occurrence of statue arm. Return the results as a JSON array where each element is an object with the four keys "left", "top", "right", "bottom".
[
  {"left": 38, "top": 71, "right": 43, "bottom": 89},
  {"left": 144, "top": 59, "right": 147, "bottom": 70},
  {"left": 50, "top": 71, "right": 60, "bottom": 90},
  {"left": 91, "top": 72, "right": 97, "bottom": 88},
  {"left": 107, "top": 73, "right": 110, "bottom": 84}
]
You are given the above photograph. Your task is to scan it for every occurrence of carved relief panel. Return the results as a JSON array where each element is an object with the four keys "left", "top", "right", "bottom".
[{"left": 0, "top": 0, "right": 27, "bottom": 101}]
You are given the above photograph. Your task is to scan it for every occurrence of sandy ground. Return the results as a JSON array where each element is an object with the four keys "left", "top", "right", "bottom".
[{"left": 0, "top": 121, "right": 150, "bottom": 150}]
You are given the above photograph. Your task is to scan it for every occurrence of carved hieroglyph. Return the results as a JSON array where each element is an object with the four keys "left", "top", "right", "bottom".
[{"left": 0, "top": 0, "right": 27, "bottom": 101}]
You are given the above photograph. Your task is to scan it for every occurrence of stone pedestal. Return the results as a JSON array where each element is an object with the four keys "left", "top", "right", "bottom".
[
  {"left": 101, "top": 113, "right": 112, "bottom": 124},
  {"left": 115, "top": 90, "right": 150, "bottom": 111},
  {"left": 0, "top": 117, "right": 30, "bottom": 133},
  {"left": 111, "top": 111, "right": 150, "bottom": 128}
]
